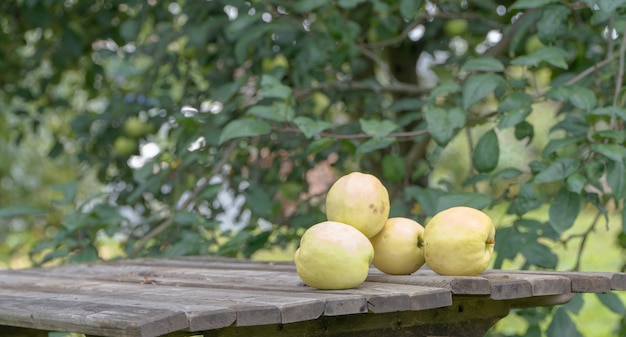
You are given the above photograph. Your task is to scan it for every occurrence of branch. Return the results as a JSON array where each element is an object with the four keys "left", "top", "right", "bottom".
[
  {"left": 564, "top": 56, "right": 616, "bottom": 86},
  {"left": 129, "top": 141, "right": 237, "bottom": 257},
  {"left": 562, "top": 211, "right": 602, "bottom": 271},
  {"left": 362, "top": 19, "right": 424, "bottom": 49},
  {"left": 612, "top": 25, "right": 626, "bottom": 109}
]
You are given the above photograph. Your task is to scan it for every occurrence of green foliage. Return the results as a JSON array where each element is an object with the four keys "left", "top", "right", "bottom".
[{"left": 1, "top": 1, "right": 626, "bottom": 335}]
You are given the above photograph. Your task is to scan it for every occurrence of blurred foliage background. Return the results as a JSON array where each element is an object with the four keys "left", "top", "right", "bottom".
[{"left": 1, "top": 0, "right": 625, "bottom": 336}]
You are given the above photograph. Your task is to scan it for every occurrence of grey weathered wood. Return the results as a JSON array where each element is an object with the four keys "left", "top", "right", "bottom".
[
  {"left": 0, "top": 293, "right": 187, "bottom": 337},
  {"left": 483, "top": 270, "right": 621, "bottom": 292},
  {"left": 367, "top": 269, "right": 492, "bottom": 295},
  {"left": 483, "top": 273, "right": 571, "bottom": 296},
  {"left": 10, "top": 265, "right": 452, "bottom": 314}
]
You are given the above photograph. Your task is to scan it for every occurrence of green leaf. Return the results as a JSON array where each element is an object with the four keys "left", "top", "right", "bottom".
[
  {"left": 219, "top": 119, "right": 271, "bottom": 144},
  {"left": 592, "top": 143, "right": 626, "bottom": 162},
  {"left": 606, "top": 160, "right": 626, "bottom": 198},
  {"left": 568, "top": 86, "right": 597, "bottom": 111},
  {"left": 0, "top": 206, "right": 47, "bottom": 218},
  {"left": 510, "top": 0, "right": 559, "bottom": 10},
  {"left": 52, "top": 181, "right": 79, "bottom": 205},
  {"left": 511, "top": 47, "right": 568, "bottom": 69},
  {"left": 549, "top": 188, "right": 581, "bottom": 233},
  {"left": 356, "top": 137, "right": 395, "bottom": 154},
  {"left": 436, "top": 193, "right": 493, "bottom": 212},
  {"left": 596, "top": 292, "right": 626, "bottom": 315},
  {"left": 522, "top": 241, "right": 558, "bottom": 269},
  {"left": 589, "top": 106, "right": 626, "bottom": 121},
  {"left": 546, "top": 308, "right": 582, "bottom": 337},
  {"left": 428, "top": 82, "right": 461, "bottom": 105},
  {"left": 245, "top": 185, "right": 274, "bottom": 218},
  {"left": 494, "top": 168, "right": 523, "bottom": 179},
  {"left": 537, "top": 5, "right": 569, "bottom": 43},
  {"left": 359, "top": 119, "right": 398, "bottom": 138},
  {"left": 399, "top": 0, "right": 423, "bottom": 19},
  {"left": 622, "top": 206, "right": 626, "bottom": 234},
  {"left": 566, "top": 173, "right": 586, "bottom": 193},
  {"left": 382, "top": 155, "right": 406, "bottom": 183},
  {"left": 69, "top": 246, "right": 99, "bottom": 263},
  {"left": 260, "top": 75, "right": 292, "bottom": 99},
  {"left": 462, "top": 74, "right": 505, "bottom": 110},
  {"left": 405, "top": 186, "right": 445, "bottom": 217},
  {"left": 514, "top": 121, "right": 534, "bottom": 141},
  {"left": 497, "top": 92, "right": 533, "bottom": 129},
  {"left": 294, "top": 0, "right": 329, "bottom": 12},
  {"left": 473, "top": 130, "right": 499, "bottom": 173},
  {"left": 563, "top": 293, "right": 584, "bottom": 314},
  {"left": 507, "top": 183, "right": 543, "bottom": 215},
  {"left": 247, "top": 102, "right": 294, "bottom": 122},
  {"left": 534, "top": 158, "right": 581, "bottom": 183},
  {"left": 424, "top": 107, "right": 466, "bottom": 146},
  {"left": 542, "top": 137, "right": 582, "bottom": 158},
  {"left": 293, "top": 117, "right": 333, "bottom": 138},
  {"left": 461, "top": 57, "right": 505, "bottom": 72},
  {"left": 337, "top": 0, "right": 367, "bottom": 9}
]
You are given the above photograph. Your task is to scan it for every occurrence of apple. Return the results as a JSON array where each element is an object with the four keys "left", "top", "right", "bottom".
[
  {"left": 294, "top": 221, "right": 374, "bottom": 290},
  {"left": 444, "top": 19, "right": 468, "bottom": 36},
  {"left": 112, "top": 136, "right": 138, "bottom": 157},
  {"left": 370, "top": 217, "right": 425, "bottom": 275},
  {"left": 123, "top": 117, "right": 153, "bottom": 138},
  {"left": 325, "top": 172, "right": 390, "bottom": 238},
  {"left": 525, "top": 34, "right": 545, "bottom": 55},
  {"left": 423, "top": 206, "right": 495, "bottom": 276}
]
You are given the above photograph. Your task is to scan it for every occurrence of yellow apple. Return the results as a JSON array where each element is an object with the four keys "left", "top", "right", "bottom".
[
  {"left": 325, "top": 172, "right": 390, "bottom": 238},
  {"left": 294, "top": 221, "right": 374, "bottom": 290},
  {"left": 423, "top": 206, "right": 495, "bottom": 276},
  {"left": 370, "top": 217, "right": 425, "bottom": 275}
]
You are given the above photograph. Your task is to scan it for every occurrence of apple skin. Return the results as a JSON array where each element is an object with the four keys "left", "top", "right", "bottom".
[
  {"left": 325, "top": 172, "right": 390, "bottom": 238},
  {"left": 423, "top": 206, "right": 495, "bottom": 276},
  {"left": 295, "top": 221, "right": 374, "bottom": 290},
  {"left": 370, "top": 217, "right": 425, "bottom": 275}
]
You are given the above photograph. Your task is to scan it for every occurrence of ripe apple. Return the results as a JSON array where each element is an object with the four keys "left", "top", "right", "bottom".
[
  {"left": 325, "top": 172, "right": 390, "bottom": 238},
  {"left": 423, "top": 206, "right": 495, "bottom": 276},
  {"left": 370, "top": 217, "right": 425, "bottom": 275},
  {"left": 294, "top": 221, "right": 374, "bottom": 290}
]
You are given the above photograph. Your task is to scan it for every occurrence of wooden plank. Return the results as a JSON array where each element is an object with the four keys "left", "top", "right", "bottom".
[
  {"left": 0, "top": 274, "right": 322, "bottom": 326},
  {"left": 0, "top": 293, "right": 187, "bottom": 337},
  {"left": 7, "top": 266, "right": 452, "bottom": 314},
  {"left": 117, "top": 257, "right": 298, "bottom": 272},
  {"left": 481, "top": 272, "right": 571, "bottom": 297},
  {"left": 483, "top": 270, "right": 618, "bottom": 292},
  {"left": 367, "top": 269, "right": 491, "bottom": 295},
  {"left": 0, "top": 286, "right": 235, "bottom": 332}
]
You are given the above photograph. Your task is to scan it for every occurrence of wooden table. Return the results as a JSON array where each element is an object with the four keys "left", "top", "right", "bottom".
[{"left": 0, "top": 257, "right": 624, "bottom": 337}]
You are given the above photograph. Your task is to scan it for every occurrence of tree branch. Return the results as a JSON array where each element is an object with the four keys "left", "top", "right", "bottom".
[
  {"left": 362, "top": 19, "right": 425, "bottom": 49},
  {"left": 564, "top": 56, "right": 615, "bottom": 86},
  {"left": 293, "top": 80, "right": 427, "bottom": 99}
]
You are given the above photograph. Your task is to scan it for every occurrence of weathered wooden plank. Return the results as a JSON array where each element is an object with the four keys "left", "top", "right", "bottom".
[
  {"left": 367, "top": 269, "right": 491, "bottom": 295},
  {"left": 0, "top": 274, "right": 322, "bottom": 326},
  {"left": 0, "top": 293, "right": 187, "bottom": 337},
  {"left": 0, "top": 286, "right": 235, "bottom": 332},
  {"left": 117, "top": 257, "right": 298, "bottom": 272},
  {"left": 8, "top": 266, "right": 452, "bottom": 314},
  {"left": 484, "top": 270, "right": 619, "bottom": 292},
  {"left": 481, "top": 272, "right": 571, "bottom": 297}
]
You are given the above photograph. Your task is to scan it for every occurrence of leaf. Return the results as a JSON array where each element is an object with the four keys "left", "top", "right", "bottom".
[
  {"left": 382, "top": 155, "right": 406, "bottom": 183},
  {"left": 52, "top": 181, "right": 79, "bottom": 205},
  {"left": 218, "top": 119, "right": 271, "bottom": 144},
  {"left": 563, "top": 293, "right": 584, "bottom": 314},
  {"left": 359, "top": 119, "right": 398, "bottom": 138},
  {"left": 436, "top": 193, "right": 493, "bottom": 213},
  {"left": 461, "top": 57, "right": 505, "bottom": 72},
  {"left": 568, "top": 86, "right": 597, "bottom": 111},
  {"left": 596, "top": 292, "right": 626, "bottom": 315},
  {"left": 589, "top": 106, "right": 626, "bottom": 121},
  {"left": 337, "top": 0, "right": 367, "bottom": 9},
  {"left": 534, "top": 158, "right": 581, "bottom": 184},
  {"left": 549, "top": 188, "right": 581, "bottom": 233},
  {"left": 510, "top": 0, "right": 559, "bottom": 10},
  {"left": 356, "top": 137, "right": 395, "bottom": 154},
  {"left": 592, "top": 143, "right": 626, "bottom": 162},
  {"left": 522, "top": 241, "right": 558, "bottom": 269},
  {"left": 606, "top": 160, "right": 626, "bottom": 199},
  {"left": 546, "top": 308, "right": 582, "bottom": 337},
  {"left": 542, "top": 137, "right": 582, "bottom": 158},
  {"left": 247, "top": 102, "right": 294, "bottom": 122},
  {"left": 293, "top": 117, "right": 333, "bottom": 138},
  {"left": 473, "top": 130, "right": 499, "bottom": 173},
  {"left": 405, "top": 186, "right": 445, "bottom": 217},
  {"left": 245, "top": 185, "right": 274, "bottom": 218},
  {"left": 294, "top": 0, "right": 329, "bottom": 12},
  {"left": 0, "top": 206, "right": 47, "bottom": 218},
  {"left": 566, "top": 173, "right": 586, "bottom": 193},
  {"left": 497, "top": 92, "right": 533, "bottom": 129},
  {"left": 428, "top": 82, "right": 462, "bottom": 105},
  {"left": 399, "top": 0, "right": 423, "bottom": 19},
  {"left": 494, "top": 168, "right": 523, "bottom": 179},
  {"left": 511, "top": 47, "right": 568, "bottom": 69},
  {"left": 537, "top": 5, "right": 569, "bottom": 43},
  {"left": 424, "top": 107, "right": 466, "bottom": 146},
  {"left": 260, "top": 75, "right": 293, "bottom": 99},
  {"left": 462, "top": 74, "right": 505, "bottom": 110},
  {"left": 514, "top": 121, "right": 534, "bottom": 141}
]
